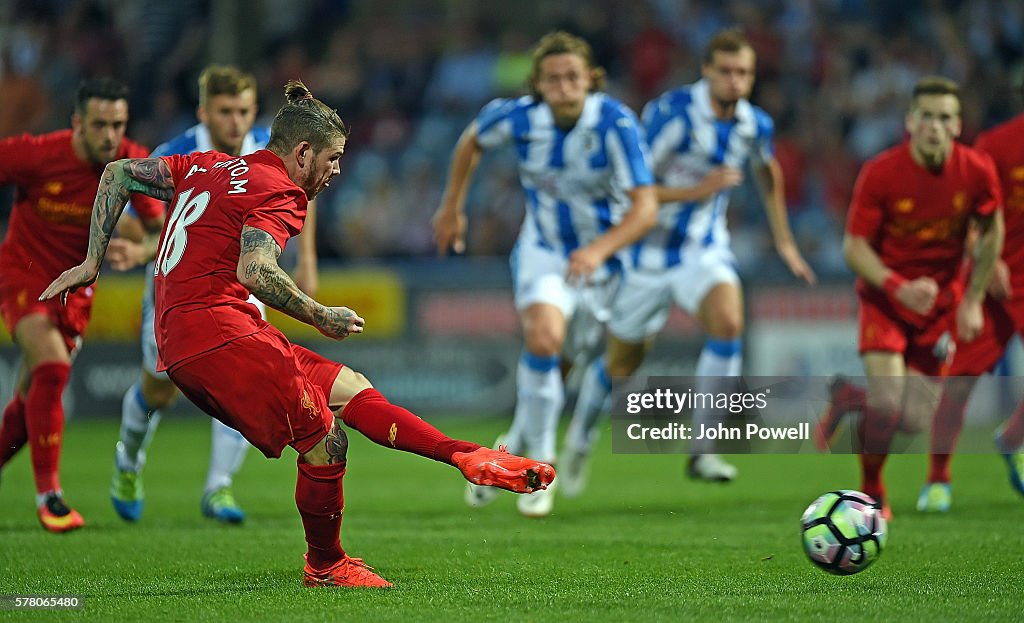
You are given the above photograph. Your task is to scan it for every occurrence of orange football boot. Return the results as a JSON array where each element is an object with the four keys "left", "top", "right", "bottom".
[
  {"left": 452, "top": 446, "right": 555, "bottom": 494},
  {"left": 303, "top": 555, "right": 393, "bottom": 588},
  {"left": 38, "top": 494, "right": 85, "bottom": 533}
]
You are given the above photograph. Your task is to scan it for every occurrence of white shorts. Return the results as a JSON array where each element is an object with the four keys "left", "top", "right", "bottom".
[
  {"left": 511, "top": 239, "right": 618, "bottom": 361},
  {"left": 609, "top": 244, "right": 740, "bottom": 343},
  {"left": 141, "top": 262, "right": 266, "bottom": 379}
]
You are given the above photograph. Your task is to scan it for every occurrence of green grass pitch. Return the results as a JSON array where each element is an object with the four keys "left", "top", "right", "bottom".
[{"left": 1, "top": 416, "right": 1022, "bottom": 621}]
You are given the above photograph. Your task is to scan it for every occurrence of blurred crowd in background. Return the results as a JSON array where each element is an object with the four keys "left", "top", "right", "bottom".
[{"left": 1, "top": 0, "right": 1022, "bottom": 281}]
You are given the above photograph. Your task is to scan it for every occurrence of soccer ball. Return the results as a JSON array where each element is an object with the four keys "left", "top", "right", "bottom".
[{"left": 800, "top": 490, "right": 887, "bottom": 575}]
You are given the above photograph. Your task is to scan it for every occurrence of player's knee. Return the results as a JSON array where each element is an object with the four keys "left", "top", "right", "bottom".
[
  {"left": 523, "top": 328, "right": 563, "bottom": 357},
  {"left": 899, "top": 403, "right": 933, "bottom": 434},
  {"left": 341, "top": 370, "right": 373, "bottom": 394},
  {"left": 708, "top": 314, "right": 744, "bottom": 339},
  {"left": 606, "top": 354, "right": 640, "bottom": 377},
  {"left": 141, "top": 378, "right": 179, "bottom": 409},
  {"left": 302, "top": 420, "right": 349, "bottom": 466},
  {"left": 865, "top": 391, "right": 901, "bottom": 417}
]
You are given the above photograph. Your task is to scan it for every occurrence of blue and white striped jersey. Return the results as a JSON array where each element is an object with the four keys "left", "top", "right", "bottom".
[
  {"left": 634, "top": 79, "right": 774, "bottom": 270},
  {"left": 475, "top": 92, "right": 654, "bottom": 275},
  {"left": 152, "top": 122, "right": 270, "bottom": 158}
]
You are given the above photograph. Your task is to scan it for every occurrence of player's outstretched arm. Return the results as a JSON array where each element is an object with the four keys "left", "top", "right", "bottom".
[
  {"left": 432, "top": 122, "right": 482, "bottom": 255},
  {"left": 753, "top": 158, "right": 816, "bottom": 284},
  {"left": 237, "top": 225, "right": 363, "bottom": 340},
  {"left": 39, "top": 158, "right": 174, "bottom": 301}
]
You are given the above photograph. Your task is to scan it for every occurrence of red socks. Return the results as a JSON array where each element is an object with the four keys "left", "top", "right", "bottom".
[
  {"left": 859, "top": 453, "right": 888, "bottom": 504},
  {"left": 836, "top": 382, "right": 867, "bottom": 413},
  {"left": 857, "top": 405, "right": 898, "bottom": 502},
  {"left": 296, "top": 460, "right": 346, "bottom": 571},
  {"left": 341, "top": 388, "right": 479, "bottom": 464},
  {"left": 927, "top": 390, "right": 968, "bottom": 483},
  {"left": 0, "top": 394, "right": 27, "bottom": 467},
  {"left": 25, "top": 362, "right": 71, "bottom": 494}
]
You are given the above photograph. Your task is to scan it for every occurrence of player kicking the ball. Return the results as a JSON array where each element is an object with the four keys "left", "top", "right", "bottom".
[{"left": 42, "top": 81, "right": 554, "bottom": 588}]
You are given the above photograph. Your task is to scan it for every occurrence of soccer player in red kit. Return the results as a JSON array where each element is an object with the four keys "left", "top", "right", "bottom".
[
  {"left": 0, "top": 77, "right": 150, "bottom": 532},
  {"left": 41, "top": 81, "right": 554, "bottom": 588},
  {"left": 918, "top": 103, "right": 1024, "bottom": 508},
  {"left": 841, "top": 76, "right": 1003, "bottom": 519}
]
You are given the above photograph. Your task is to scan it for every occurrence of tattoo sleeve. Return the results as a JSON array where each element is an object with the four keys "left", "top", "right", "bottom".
[
  {"left": 238, "top": 226, "right": 354, "bottom": 336},
  {"left": 966, "top": 212, "right": 1004, "bottom": 301},
  {"left": 86, "top": 158, "right": 175, "bottom": 266}
]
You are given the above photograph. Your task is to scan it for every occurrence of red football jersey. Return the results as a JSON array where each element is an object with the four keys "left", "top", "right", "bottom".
[
  {"left": 975, "top": 114, "right": 1024, "bottom": 289},
  {"left": 846, "top": 141, "right": 1001, "bottom": 324},
  {"left": 0, "top": 129, "right": 150, "bottom": 280},
  {"left": 153, "top": 149, "right": 308, "bottom": 370}
]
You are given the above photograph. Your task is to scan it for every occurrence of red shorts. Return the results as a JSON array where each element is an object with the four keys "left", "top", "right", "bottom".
[
  {"left": 0, "top": 266, "right": 93, "bottom": 353},
  {"left": 167, "top": 325, "right": 344, "bottom": 458},
  {"left": 948, "top": 296, "right": 1018, "bottom": 376},
  {"left": 857, "top": 294, "right": 955, "bottom": 376}
]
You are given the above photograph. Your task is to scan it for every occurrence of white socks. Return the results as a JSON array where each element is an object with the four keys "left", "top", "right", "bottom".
[
  {"left": 691, "top": 338, "right": 742, "bottom": 454},
  {"left": 565, "top": 357, "right": 612, "bottom": 453},
  {"left": 506, "top": 352, "right": 563, "bottom": 463},
  {"left": 117, "top": 384, "right": 161, "bottom": 472}
]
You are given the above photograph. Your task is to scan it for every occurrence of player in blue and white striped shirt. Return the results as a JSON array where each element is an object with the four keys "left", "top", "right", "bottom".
[
  {"left": 562, "top": 30, "right": 816, "bottom": 494},
  {"left": 434, "top": 31, "right": 657, "bottom": 517},
  {"left": 108, "top": 66, "right": 319, "bottom": 525}
]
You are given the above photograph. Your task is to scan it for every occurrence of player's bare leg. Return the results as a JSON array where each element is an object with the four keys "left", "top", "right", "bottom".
[
  {"left": 689, "top": 282, "right": 744, "bottom": 482},
  {"left": 13, "top": 313, "right": 82, "bottom": 533},
  {"left": 562, "top": 335, "right": 650, "bottom": 498},
  {"left": 859, "top": 352, "right": 907, "bottom": 521}
]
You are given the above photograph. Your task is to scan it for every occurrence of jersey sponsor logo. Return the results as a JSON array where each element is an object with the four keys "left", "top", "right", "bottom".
[
  {"left": 895, "top": 198, "right": 914, "bottom": 213},
  {"left": 886, "top": 214, "right": 966, "bottom": 242},
  {"left": 35, "top": 197, "right": 91, "bottom": 226},
  {"left": 1012, "top": 166, "right": 1024, "bottom": 182},
  {"left": 44, "top": 181, "right": 63, "bottom": 194}
]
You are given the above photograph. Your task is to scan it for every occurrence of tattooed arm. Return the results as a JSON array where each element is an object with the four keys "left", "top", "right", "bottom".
[
  {"left": 237, "top": 225, "right": 364, "bottom": 340},
  {"left": 39, "top": 158, "right": 174, "bottom": 301}
]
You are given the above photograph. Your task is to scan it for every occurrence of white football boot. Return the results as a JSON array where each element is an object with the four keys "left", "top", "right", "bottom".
[{"left": 687, "top": 454, "right": 737, "bottom": 482}]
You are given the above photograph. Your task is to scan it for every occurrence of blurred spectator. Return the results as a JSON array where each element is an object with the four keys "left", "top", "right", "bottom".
[{"left": 1, "top": 0, "right": 1022, "bottom": 282}]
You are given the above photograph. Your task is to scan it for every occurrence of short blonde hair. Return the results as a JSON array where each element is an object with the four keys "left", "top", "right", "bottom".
[
  {"left": 910, "top": 75, "right": 961, "bottom": 110},
  {"left": 703, "top": 29, "right": 755, "bottom": 65},
  {"left": 198, "top": 65, "right": 258, "bottom": 107}
]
